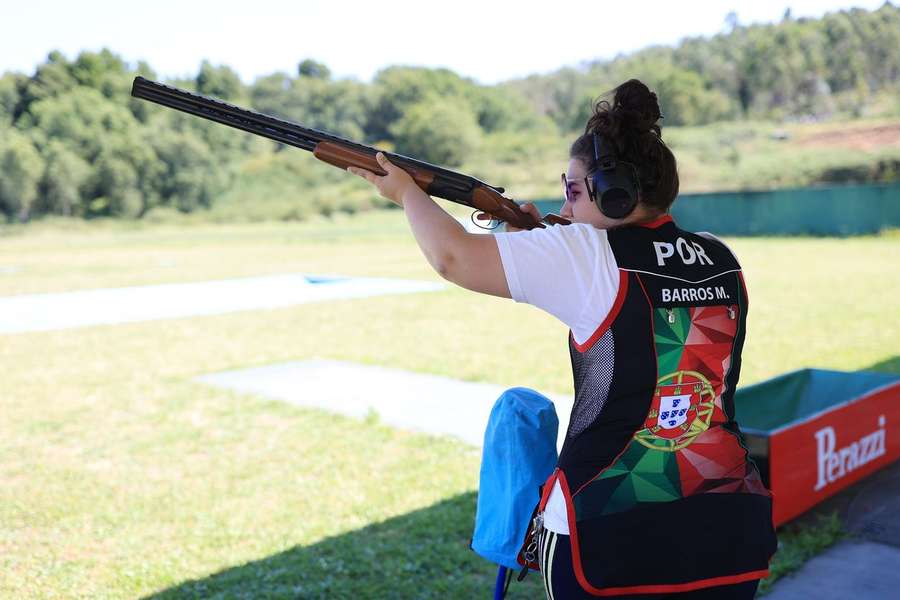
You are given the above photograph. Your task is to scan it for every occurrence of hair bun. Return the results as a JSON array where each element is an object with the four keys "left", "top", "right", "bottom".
[{"left": 612, "top": 79, "right": 662, "bottom": 134}]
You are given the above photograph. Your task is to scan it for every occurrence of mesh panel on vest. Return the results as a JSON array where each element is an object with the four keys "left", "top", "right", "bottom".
[{"left": 567, "top": 329, "right": 615, "bottom": 438}]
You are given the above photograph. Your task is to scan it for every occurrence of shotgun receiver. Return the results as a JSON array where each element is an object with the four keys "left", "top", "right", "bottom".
[{"left": 131, "top": 77, "right": 569, "bottom": 230}]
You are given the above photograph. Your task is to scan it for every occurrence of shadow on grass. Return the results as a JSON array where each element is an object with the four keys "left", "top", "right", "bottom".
[
  {"left": 864, "top": 355, "right": 900, "bottom": 374},
  {"left": 145, "top": 361, "right": 899, "bottom": 599},
  {"left": 142, "top": 491, "right": 542, "bottom": 600}
]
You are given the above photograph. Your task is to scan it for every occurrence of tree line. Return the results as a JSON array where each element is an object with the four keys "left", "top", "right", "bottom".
[
  {"left": 509, "top": 3, "right": 900, "bottom": 129},
  {"left": 0, "top": 3, "right": 897, "bottom": 222}
]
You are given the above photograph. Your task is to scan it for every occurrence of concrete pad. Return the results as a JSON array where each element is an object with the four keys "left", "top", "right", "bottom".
[
  {"left": 196, "top": 359, "right": 573, "bottom": 450},
  {"left": 0, "top": 274, "right": 444, "bottom": 334},
  {"left": 765, "top": 540, "right": 900, "bottom": 599}
]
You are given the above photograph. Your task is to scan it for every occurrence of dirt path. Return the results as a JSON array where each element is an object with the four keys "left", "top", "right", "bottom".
[{"left": 795, "top": 123, "right": 900, "bottom": 150}]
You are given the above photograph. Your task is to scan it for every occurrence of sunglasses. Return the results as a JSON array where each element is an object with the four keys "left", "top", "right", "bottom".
[{"left": 561, "top": 173, "right": 596, "bottom": 204}]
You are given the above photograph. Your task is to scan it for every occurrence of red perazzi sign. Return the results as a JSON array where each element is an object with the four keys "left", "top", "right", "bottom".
[{"left": 768, "top": 382, "right": 900, "bottom": 525}]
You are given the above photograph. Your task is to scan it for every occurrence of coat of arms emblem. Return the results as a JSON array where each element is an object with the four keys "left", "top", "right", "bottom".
[{"left": 634, "top": 370, "right": 716, "bottom": 452}]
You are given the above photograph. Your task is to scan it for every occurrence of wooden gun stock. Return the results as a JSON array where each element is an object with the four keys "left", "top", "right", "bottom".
[{"left": 314, "top": 142, "right": 568, "bottom": 230}]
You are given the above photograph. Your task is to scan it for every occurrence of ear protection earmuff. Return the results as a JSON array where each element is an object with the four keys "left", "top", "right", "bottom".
[{"left": 589, "top": 134, "right": 640, "bottom": 219}]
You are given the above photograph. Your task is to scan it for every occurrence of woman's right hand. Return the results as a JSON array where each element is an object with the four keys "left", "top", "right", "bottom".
[
  {"left": 477, "top": 202, "right": 542, "bottom": 232},
  {"left": 508, "top": 202, "right": 543, "bottom": 232}
]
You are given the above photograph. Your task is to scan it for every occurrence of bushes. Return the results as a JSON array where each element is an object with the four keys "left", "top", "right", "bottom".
[
  {"left": 0, "top": 128, "right": 43, "bottom": 221},
  {"left": 390, "top": 97, "right": 482, "bottom": 167},
  {"left": 207, "top": 151, "right": 393, "bottom": 222},
  {"left": 0, "top": 52, "right": 244, "bottom": 222},
  {"left": 817, "top": 157, "right": 900, "bottom": 184}
]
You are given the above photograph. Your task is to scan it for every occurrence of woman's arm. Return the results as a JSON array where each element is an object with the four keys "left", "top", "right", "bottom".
[
  {"left": 401, "top": 184, "right": 511, "bottom": 297},
  {"left": 349, "top": 152, "right": 534, "bottom": 299}
]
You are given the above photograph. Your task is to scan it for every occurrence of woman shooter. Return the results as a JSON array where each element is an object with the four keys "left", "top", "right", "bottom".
[{"left": 349, "top": 79, "right": 776, "bottom": 599}]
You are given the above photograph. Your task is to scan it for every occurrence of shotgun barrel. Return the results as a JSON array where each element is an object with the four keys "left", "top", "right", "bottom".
[{"left": 131, "top": 77, "right": 568, "bottom": 229}]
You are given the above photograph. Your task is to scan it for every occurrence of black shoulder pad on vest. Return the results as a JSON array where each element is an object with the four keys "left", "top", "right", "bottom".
[{"left": 607, "top": 223, "right": 740, "bottom": 282}]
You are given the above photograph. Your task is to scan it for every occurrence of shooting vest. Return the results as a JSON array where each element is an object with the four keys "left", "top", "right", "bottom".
[{"left": 539, "top": 215, "right": 776, "bottom": 596}]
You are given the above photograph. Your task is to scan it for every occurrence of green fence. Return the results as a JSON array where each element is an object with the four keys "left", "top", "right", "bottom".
[{"left": 531, "top": 181, "right": 900, "bottom": 236}]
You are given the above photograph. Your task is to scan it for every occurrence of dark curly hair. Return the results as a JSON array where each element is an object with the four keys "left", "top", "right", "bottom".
[{"left": 570, "top": 79, "right": 679, "bottom": 213}]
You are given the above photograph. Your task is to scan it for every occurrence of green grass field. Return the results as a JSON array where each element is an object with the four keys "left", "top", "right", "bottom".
[{"left": 1, "top": 213, "right": 897, "bottom": 599}]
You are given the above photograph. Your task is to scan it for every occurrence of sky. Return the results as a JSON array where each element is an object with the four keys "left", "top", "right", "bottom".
[{"left": 0, "top": 0, "right": 889, "bottom": 84}]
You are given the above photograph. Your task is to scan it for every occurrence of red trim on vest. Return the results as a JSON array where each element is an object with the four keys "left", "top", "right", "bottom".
[
  {"left": 570, "top": 274, "right": 657, "bottom": 497},
  {"left": 738, "top": 270, "right": 749, "bottom": 310},
  {"left": 558, "top": 470, "right": 770, "bottom": 596},
  {"left": 570, "top": 270, "right": 629, "bottom": 353},
  {"left": 636, "top": 214, "right": 673, "bottom": 229},
  {"left": 539, "top": 469, "right": 559, "bottom": 512}
]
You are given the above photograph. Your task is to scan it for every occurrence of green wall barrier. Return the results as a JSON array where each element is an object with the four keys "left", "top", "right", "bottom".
[{"left": 529, "top": 181, "right": 900, "bottom": 236}]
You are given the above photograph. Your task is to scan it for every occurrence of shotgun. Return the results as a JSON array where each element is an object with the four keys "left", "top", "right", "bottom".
[{"left": 131, "top": 77, "right": 569, "bottom": 230}]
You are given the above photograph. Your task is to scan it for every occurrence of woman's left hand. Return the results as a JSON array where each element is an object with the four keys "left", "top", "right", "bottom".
[{"left": 347, "top": 152, "right": 417, "bottom": 207}]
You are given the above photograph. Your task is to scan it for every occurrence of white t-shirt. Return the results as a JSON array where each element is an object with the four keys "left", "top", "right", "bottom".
[{"left": 494, "top": 223, "right": 621, "bottom": 534}]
